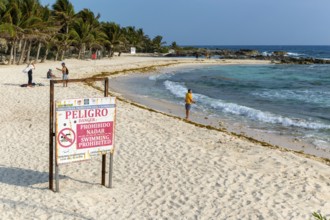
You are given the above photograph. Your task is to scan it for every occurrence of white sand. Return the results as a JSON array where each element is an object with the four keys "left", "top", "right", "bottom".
[{"left": 0, "top": 55, "right": 329, "bottom": 219}]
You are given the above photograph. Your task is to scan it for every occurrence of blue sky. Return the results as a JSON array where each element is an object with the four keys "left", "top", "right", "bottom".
[{"left": 40, "top": 0, "right": 330, "bottom": 45}]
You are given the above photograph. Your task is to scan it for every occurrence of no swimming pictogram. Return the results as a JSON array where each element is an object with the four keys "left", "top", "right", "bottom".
[{"left": 57, "top": 128, "right": 76, "bottom": 148}]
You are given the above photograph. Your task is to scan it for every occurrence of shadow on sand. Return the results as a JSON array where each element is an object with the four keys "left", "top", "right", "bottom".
[
  {"left": 0, "top": 165, "right": 101, "bottom": 190},
  {"left": 0, "top": 165, "right": 63, "bottom": 188}
]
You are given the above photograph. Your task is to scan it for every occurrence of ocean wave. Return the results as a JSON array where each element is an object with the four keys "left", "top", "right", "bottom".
[
  {"left": 149, "top": 73, "right": 174, "bottom": 81},
  {"left": 252, "top": 89, "right": 330, "bottom": 106},
  {"left": 286, "top": 52, "right": 304, "bottom": 57},
  {"left": 312, "top": 139, "right": 330, "bottom": 150},
  {"left": 262, "top": 51, "right": 272, "bottom": 56},
  {"left": 164, "top": 80, "right": 187, "bottom": 98},
  {"left": 164, "top": 80, "right": 330, "bottom": 130},
  {"left": 149, "top": 67, "right": 198, "bottom": 81},
  {"left": 148, "top": 70, "right": 177, "bottom": 81},
  {"left": 261, "top": 51, "right": 305, "bottom": 57}
]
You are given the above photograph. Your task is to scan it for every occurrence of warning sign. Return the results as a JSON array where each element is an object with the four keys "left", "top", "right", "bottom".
[
  {"left": 55, "top": 97, "right": 116, "bottom": 164},
  {"left": 76, "top": 122, "right": 113, "bottom": 149},
  {"left": 58, "top": 128, "right": 76, "bottom": 148}
]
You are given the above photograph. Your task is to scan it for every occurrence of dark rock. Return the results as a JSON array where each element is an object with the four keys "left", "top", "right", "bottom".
[
  {"left": 164, "top": 47, "right": 330, "bottom": 65},
  {"left": 273, "top": 51, "right": 288, "bottom": 56}
]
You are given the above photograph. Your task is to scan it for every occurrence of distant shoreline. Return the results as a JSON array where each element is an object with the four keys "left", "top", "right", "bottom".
[{"left": 165, "top": 45, "right": 330, "bottom": 64}]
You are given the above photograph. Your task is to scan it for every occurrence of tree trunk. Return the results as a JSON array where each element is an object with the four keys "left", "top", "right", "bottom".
[
  {"left": 87, "top": 49, "right": 91, "bottom": 60},
  {"left": 18, "top": 39, "right": 23, "bottom": 53},
  {"left": 7, "top": 42, "right": 14, "bottom": 65},
  {"left": 108, "top": 48, "right": 112, "bottom": 58},
  {"left": 82, "top": 44, "right": 87, "bottom": 59},
  {"left": 41, "top": 47, "right": 49, "bottom": 63},
  {"left": 36, "top": 42, "right": 42, "bottom": 62},
  {"left": 60, "top": 50, "right": 65, "bottom": 61},
  {"left": 77, "top": 48, "right": 82, "bottom": 59},
  {"left": 55, "top": 50, "right": 59, "bottom": 61},
  {"left": 25, "top": 40, "right": 32, "bottom": 63},
  {"left": 18, "top": 39, "right": 27, "bottom": 65},
  {"left": 13, "top": 40, "right": 17, "bottom": 65},
  {"left": 96, "top": 50, "right": 100, "bottom": 59}
]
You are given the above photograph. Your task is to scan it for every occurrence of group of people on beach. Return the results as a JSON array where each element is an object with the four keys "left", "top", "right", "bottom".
[
  {"left": 24, "top": 62, "right": 69, "bottom": 87},
  {"left": 24, "top": 61, "right": 195, "bottom": 120}
]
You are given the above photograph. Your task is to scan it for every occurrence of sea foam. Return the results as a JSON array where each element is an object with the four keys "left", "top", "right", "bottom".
[
  {"left": 252, "top": 89, "right": 330, "bottom": 107},
  {"left": 164, "top": 80, "right": 330, "bottom": 130}
]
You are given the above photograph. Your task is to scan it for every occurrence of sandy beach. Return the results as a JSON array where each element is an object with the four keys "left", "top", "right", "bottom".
[{"left": 0, "top": 55, "right": 329, "bottom": 219}]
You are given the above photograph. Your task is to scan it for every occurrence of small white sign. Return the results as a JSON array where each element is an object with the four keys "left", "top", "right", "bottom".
[{"left": 131, "top": 47, "right": 136, "bottom": 54}]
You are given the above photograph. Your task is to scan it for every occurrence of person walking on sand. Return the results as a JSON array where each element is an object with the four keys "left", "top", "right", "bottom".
[
  {"left": 56, "top": 62, "right": 68, "bottom": 87},
  {"left": 185, "top": 89, "right": 195, "bottom": 120},
  {"left": 25, "top": 61, "right": 35, "bottom": 87}
]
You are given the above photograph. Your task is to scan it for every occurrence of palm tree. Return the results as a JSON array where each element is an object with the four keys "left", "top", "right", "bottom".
[
  {"left": 152, "top": 35, "right": 166, "bottom": 53},
  {"left": 135, "top": 28, "right": 149, "bottom": 52},
  {"left": 171, "top": 41, "right": 179, "bottom": 50},
  {"left": 73, "top": 9, "right": 105, "bottom": 59},
  {"left": 0, "top": 2, "right": 11, "bottom": 63},
  {"left": 18, "top": 0, "right": 45, "bottom": 64},
  {"left": 71, "top": 18, "right": 93, "bottom": 59},
  {"left": 101, "top": 22, "right": 125, "bottom": 57},
  {"left": 122, "top": 26, "right": 148, "bottom": 52},
  {"left": 35, "top": 5, "right": 60, "bottom": 62},
  {"left": 0, "top": 0, "right": 48, "bottom": 64},
  {"left": 52, "top": 0, "right": 75, "bottom": 34},
  {"left": 0, "top": 0, "right": 23, "bottom": 64},
  {"left": 52, "top": 0, "right": 75, "bottom": 59},
  {"left": 54, "top": 28, "right": 77, "bottom": 60},
  {"left": 0, "top": 0, "right": 168, "bottom": 63}
]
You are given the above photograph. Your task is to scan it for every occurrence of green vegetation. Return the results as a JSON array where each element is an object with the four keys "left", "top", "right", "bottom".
[
  {"left": 313, "top": 212, "right": 329, "bottom": 220},
  {"left": 0, "top": 0, "right": 168, "bottom": 64}
]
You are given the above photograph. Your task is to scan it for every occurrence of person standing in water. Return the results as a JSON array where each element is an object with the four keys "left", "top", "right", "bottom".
[{"left": 185, "top": 89, "right": 195, "bottom": 120}]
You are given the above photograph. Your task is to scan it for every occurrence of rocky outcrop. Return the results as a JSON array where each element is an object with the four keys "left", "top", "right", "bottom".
[
  {"left": 165, "top": 48, "right": 330, "bottom": 65},
  {"left": 273, "top": 51, "right": 287, "bottom": 56},
  {"left": 235, "top": 49, "right": 260, "bottom": 56}
]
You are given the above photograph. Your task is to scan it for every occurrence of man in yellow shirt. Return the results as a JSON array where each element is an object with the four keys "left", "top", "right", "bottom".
[{"left": 185, "top": 89, "right": 195, "bottom": 120}]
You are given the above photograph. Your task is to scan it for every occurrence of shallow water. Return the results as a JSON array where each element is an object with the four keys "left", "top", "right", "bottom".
[{"left": 112, "top": 64, "right": 330, "bottom": 150}]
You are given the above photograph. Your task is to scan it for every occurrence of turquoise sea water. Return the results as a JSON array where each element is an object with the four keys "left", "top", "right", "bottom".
[
  {"left": 169, "top": 64, "right": 330, "bottom": 145},
  {"left": 118, "top": 63, "right": 330, "bottom": 150},
  {"left": 113, "top": 46, "right": 330, "bottom": 149}
]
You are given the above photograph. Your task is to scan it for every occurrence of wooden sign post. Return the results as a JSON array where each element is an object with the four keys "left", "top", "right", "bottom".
[{"left": 49, "top": 78, "right": 115, "bottom": 192}]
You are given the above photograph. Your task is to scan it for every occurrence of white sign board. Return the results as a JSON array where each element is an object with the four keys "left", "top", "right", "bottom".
[
  {"left": 130, "top": 47, "right": 136, "bottom": 54},
  {"left": 55, "top": 97, "right": 116, "bottom": 164}
]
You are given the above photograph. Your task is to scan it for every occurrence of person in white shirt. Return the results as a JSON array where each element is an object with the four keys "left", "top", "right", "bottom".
[{"left": 26, "top": 61, "right": 35, "bottom": 86}]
